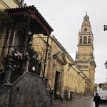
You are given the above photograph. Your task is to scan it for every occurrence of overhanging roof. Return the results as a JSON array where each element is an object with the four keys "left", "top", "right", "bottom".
[{"left": 5, "top": 5, "right": 53, "bottom": 35}]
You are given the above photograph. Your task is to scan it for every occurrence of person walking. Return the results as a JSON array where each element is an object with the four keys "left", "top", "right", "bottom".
[{"left": 93, "top": 93, "right": 101, "bottom": 107}]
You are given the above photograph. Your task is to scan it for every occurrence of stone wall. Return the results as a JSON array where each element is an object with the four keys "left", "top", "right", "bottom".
[{"left": 0, "top": 72, "right": 51, "bottom": 107}]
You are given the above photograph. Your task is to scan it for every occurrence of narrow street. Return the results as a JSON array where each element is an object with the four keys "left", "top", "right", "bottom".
[
  {"left": 99, "top": 104, "right": 107, "bottom": 107},
  {"left": 52, "top": 96, "right": 107, "bottom": 107}
]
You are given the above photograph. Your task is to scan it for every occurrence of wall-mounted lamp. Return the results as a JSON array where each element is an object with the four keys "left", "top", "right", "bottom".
[
  {"left": 104, "top": 61, "right": 107, "bottom": 82},
  {"left": 104, "top": 25, "right": 107, "bottom": 31},
  {"left": 104, "top": 61, "right": 107, "bottom": 69}
]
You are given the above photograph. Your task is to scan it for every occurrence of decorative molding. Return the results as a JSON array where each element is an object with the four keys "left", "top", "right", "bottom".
[{"left": 53, "top": 52, "right": 67, "bottom": 65}]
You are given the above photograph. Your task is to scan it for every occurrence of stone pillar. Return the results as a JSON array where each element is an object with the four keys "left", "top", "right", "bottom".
[
  {"left": 4, "top": 65, "right": 12, "bottom": 85},
  {"left": 24, "top": 52, "right": 29, "bottom": 73},
  {"left": 25, "top": 59, "right": 29, "bottom": 72},
  {"left": 68, "top": 91, "right": 71, "bottom": 100},
  {"left": 61, "top": 87, "right": 64, "bottom": 101}
]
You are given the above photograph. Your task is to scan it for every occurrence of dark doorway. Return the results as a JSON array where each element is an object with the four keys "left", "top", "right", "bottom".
[{"left": 54, "top": 71, "right": 60, "bottom": 99}]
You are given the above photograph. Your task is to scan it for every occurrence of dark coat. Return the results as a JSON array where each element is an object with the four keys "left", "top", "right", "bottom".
[{"left": 93, "top": 94, "right": 101, "bottom": 104}]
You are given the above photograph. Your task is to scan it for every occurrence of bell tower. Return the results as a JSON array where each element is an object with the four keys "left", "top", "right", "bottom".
[{"left": 75, "top": 14, "right": 96, "bottom": 95}]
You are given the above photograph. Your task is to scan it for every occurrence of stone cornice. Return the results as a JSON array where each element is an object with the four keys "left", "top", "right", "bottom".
[{"left": 53, "top": 52, "right": 67, "bottom": 65}]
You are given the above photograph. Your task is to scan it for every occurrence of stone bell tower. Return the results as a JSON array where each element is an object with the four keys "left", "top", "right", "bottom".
[{"left": 75, "top": 13, "right": 96, "bottom": 95}]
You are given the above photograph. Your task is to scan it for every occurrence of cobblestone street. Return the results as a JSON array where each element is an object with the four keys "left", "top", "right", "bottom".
[{"left": 52, "top": 96, "right": 107, "bottom": 107}]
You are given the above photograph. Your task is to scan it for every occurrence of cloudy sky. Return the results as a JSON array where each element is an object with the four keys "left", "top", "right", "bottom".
[{"left": 25, "top": 0, "right": 107, "bottom": 83}]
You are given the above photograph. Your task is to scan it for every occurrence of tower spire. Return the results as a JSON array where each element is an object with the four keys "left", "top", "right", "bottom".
[
  {"left": 75, "top": 14, "right": 96, "bottom": 95},
  {"left": 85, "top": 11, "right": 87, "bottom": 16}
]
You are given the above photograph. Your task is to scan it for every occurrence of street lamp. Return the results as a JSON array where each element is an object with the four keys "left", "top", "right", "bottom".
[
  {"left": 104, "top": 61, "right": 107, "bottom": 82},
  {"left": 104, "top": 25, "right": 107, "bottom": 31},
  {"left": 104, "top": 25, "right": 107, "bottom": 82},
  {"left": 105, "top": 61, "right": 107, "bottom": 69}
]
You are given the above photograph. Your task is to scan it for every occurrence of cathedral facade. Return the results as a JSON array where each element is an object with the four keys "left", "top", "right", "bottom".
[{"left": 75, "top": 14, "right": 96, "bottom": 95}]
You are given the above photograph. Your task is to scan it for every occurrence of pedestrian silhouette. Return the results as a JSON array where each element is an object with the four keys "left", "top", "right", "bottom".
[{"left": 93, "top": 93, "right": 101, "bottom": 107}]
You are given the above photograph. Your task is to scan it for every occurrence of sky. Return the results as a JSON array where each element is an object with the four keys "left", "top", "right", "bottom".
[{"left": 25, "top": 0, "right": 107, "bottom": 84}]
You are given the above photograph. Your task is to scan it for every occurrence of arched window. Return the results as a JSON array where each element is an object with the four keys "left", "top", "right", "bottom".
[
  {"left": 85, "top": 18, "right": 87, "bottom": 21},
  {"left": 84, "top": 28, "right": 87, "bottom": 32},
  {"left": 88, "top": 36, "right": 91, "bottom": 43},
  {"left": 80, "top": 36, "right": 82, "bottom": 44},
  {"left": 84, "top": 36, "right": 87, "bottom": 44}
]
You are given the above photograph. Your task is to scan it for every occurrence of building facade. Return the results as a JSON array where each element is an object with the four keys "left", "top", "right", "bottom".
[
  {"left": 32, "top": 34, "right": 89, "bottom": 99},
  {"left": 0, "top": 6, "right": 53, "bottom": 107},
  {"left": 75, "top": 14, "right": 96, "bottom": 95},
  {"left": 0, "top": 3, "right": 95, "bottom": 106},
  {"left": 95, "top": 82, "right": 107, "bottom": 101}
]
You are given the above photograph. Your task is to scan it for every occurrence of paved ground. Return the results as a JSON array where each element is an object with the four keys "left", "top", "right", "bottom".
[
  {"left": 99, "top": 104, "right": 107, "bottom": 107},
  {"left": 52, "top": 96, "right": 107, "bottom": 107}
]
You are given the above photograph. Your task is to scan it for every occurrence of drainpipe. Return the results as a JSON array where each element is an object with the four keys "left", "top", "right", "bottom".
[{"left": 43, "top": 36, "right": 49, "bottom": 78}]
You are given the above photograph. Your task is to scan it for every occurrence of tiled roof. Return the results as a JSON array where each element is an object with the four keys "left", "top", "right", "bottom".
[{"left": 5, "top": 5, "right": 53, "bottom": 34}]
